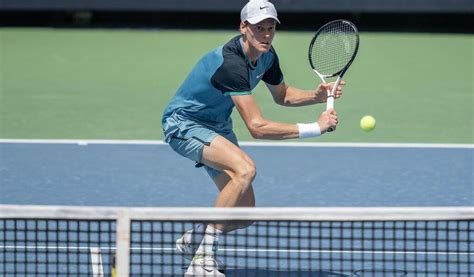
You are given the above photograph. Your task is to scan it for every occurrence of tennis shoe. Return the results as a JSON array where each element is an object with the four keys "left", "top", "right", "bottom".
[
  {"left": 184, "top": 255, "right": 225, "bottom": 276},
  {"left": 176, "top": 230, "right": 225, "bottom": 270}
]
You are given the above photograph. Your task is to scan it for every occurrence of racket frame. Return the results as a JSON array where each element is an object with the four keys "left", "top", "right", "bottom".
[{"left": 308, "top": 19, "right": 360, "bottom": 114}]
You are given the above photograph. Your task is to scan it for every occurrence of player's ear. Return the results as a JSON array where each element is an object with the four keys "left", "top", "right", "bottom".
[{"left": 240, "top": 21, "right": 248, "bottom": 39}]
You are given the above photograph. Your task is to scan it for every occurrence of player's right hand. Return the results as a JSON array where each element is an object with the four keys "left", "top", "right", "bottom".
[{"left": 317, "top": 108, "right": 338, "bottom": 133}]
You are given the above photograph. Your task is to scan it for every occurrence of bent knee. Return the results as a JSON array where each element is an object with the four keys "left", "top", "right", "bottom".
[
  {"left": 236, "top": 161, "right": 257, "bottom": 183},
  {"left": 231, "top": 161, "right": 256, "bottom": 191}
]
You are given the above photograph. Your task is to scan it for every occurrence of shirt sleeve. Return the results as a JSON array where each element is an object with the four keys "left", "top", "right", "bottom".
[
  {"left": 262, "top": 49, "right": 284, "bottom": 85},
  {"left": 211, "top": 55, "right": 251, "bottom": 95},
  {"left": 211, "top": 64, "right": 251, "bottom": 95}
]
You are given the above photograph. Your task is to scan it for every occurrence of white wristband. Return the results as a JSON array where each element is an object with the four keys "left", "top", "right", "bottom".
[{"left": 297, "top": 123, "right": 321, "bottom": 138}]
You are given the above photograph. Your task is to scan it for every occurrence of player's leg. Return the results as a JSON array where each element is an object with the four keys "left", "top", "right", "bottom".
[
  {"left": 190, "top": 135, "right": 256, "bottom": 253},
  {"left": 175, "top": 133, "right": 255, "bottom": 240},
  {"left": 201, "top": 135, "right": 257, "bottom": 210},
  {"left": 212, "top": 171, "right": 255, "bottom": 232},
  {"left": 208, "top": 130, "right": 256, "bottom": 231},
  {"left": 177, "top": 171, "right": 256, "bottom": 270},
  {"left": 213, "top": 171, "right": 255, "bottom": 208},
  {"left": 200, "top": 130, "right": 257, "bottom": 234},
  {"left": 182, "top": 135, "right": 256, "bottom": 276}
]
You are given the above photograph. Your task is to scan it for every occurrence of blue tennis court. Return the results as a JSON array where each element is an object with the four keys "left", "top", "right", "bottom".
[{"left": 1, "top": 140, "right": 472, "bottom": 207}]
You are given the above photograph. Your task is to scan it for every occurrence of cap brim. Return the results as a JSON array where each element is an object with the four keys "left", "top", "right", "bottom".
[{"left": 246, "top": 15, "right": 280, "bottom": 24}]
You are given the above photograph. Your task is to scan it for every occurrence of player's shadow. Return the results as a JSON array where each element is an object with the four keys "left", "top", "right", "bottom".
[{"left": 224, "top": 269, "right": 349, "bottom": 277}]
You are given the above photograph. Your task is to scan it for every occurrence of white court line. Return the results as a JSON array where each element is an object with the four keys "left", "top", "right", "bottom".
[
  {"left": 0, "top": 245, "right": 116, "bottom": 251},
  {"left": 133, "top": 247, "right": 474, "bottom": 256},
  {"left": 0, "top": 139, "right": 472, "bottom": 149},
  {"left": 2, "top": 245, "right": 472, "bottom": 256},
  {"left": 220, "top": 248, "right": 474, "bottom": 256}
]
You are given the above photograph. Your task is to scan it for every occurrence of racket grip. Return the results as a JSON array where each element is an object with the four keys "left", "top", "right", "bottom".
[
  {"left": 326, "top": 96, "right": 335, "bottom": 132},
  {"left": 325, "top": 77, "right": 341, "bottom": 133},
  {"left": 326, "top": 93, "right": 335, "bottom": 132},
  {"left": 326, "top": 96, "right": 334, "bottom": 110}
]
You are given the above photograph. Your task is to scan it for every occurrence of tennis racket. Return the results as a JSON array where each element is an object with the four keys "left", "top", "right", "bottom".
[{"left": 308, "top": 19, "right": 360, "bottom": 132}]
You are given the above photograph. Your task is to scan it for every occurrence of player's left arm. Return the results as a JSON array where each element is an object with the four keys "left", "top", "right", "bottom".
[
  {"left": 231, "top": 94, "right": 300, "bottom": 139},
  {"left": 265, "top": 81, "right": 345, "bottom": 107},
  {"left": 232, "top": 93, "right": 337, "bottom": 139}
]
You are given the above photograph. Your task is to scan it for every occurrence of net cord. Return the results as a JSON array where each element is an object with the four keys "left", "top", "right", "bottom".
[{"left": 1, "top": 205, "right": 472, "bottom": 221}]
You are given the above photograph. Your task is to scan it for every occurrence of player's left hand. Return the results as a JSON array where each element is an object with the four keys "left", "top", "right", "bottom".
[{"left": 315, "top": 80, "right": 346, "bottom": 103}]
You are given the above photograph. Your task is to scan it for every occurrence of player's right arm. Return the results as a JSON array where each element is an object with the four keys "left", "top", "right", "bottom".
[{"left": 265, "top": 82, "right": 345, "bottom": 107}]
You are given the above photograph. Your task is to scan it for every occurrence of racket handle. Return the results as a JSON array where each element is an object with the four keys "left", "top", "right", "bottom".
[
  {"left": 325, "top": 77, "right": 342, "bottom": 133},
  {"left": 326, "top": 95, "right": 334, "bottom": 110},
  {"left": 326, "top": 95, "right": 335, "bottom": 132},
  {"left": 326, "top": 76, "right": 341, "bottom": 111}
]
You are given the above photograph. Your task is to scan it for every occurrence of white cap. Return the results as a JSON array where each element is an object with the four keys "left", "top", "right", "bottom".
[{"left": 240, "top": 0, "right": 280, "bottom": 24}]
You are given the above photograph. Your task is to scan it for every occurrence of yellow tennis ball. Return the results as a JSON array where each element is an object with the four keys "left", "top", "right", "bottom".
[{"left": 360, "top": 115, "right": 376, "bottom": 132}]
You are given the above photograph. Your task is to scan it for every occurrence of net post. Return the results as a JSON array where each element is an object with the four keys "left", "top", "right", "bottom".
[{"left": 115, "top": 208, "right": 131, "bottom": 276}]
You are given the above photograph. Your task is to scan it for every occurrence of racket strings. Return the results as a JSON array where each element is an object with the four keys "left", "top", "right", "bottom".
[{"left": 310, "top": 21, "right": 358, "bottom": 76}]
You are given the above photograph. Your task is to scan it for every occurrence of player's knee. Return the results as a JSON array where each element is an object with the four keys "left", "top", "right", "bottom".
[
  {"left": 234, "top": 161, "right": 256, "bottom": 191},
  {"left": 241, "top": 161, "right": 257, "bottom": 184}
]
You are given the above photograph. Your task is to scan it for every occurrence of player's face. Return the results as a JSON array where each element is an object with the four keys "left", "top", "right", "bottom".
[{"left": 241, "top": 19, "right": 277, "bottom": 56}]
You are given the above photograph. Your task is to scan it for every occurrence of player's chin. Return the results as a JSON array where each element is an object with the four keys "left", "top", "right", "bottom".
[{"left": 259, "top": 42, "right": 272, "bottom": 52}]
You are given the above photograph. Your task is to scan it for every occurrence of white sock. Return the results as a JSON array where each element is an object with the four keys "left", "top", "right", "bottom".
[{"left": 195, "top": 225, "right": 223, "bottom": 256}]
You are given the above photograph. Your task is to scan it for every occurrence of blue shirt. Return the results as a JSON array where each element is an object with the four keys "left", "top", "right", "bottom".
[{"left": 162, "top": 36, "right": 284, "bottom": 142}]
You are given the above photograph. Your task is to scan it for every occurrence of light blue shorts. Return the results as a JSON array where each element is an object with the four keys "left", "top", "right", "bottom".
[{"left": 165, "top": 118, "right": 239, "bottom": 179}]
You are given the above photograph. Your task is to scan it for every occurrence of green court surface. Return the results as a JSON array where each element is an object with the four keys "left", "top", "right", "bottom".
[{"left": 0, "top": 28, "right": 472, "bottom": 143}]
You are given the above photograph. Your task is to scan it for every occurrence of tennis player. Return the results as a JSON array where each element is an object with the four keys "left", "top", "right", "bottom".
[{"left": 162, "top": 0, "right": 344, "bottom": 275}]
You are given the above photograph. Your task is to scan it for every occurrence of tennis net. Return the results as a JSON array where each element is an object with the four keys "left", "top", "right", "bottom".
[{"left": 0, "top": 205, "right": 472, "bottom": 276}]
